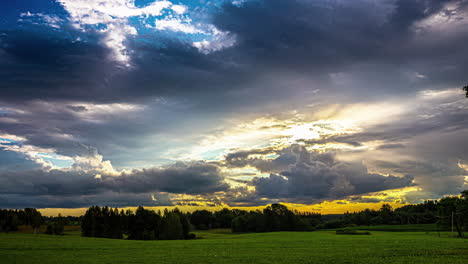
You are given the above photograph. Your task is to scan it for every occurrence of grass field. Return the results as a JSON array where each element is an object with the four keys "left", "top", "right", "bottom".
[
  {"left": 348, "top": 224, "right": 440, "bottom": 232},
  {"left": 0, "top": 227, "right": 467, "bottom": 264}
]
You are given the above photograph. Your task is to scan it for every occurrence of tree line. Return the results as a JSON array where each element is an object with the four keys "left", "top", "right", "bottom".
[
  {"left": 230, "top": 204, "right": 320, "bottom": 232},
  {"left": 81, "top": 206, "right": 193, "bottom": 240},
  {"left": 0, "top": 208, "right": 43, "bottom": 233},
  {"left": 1, "top": 190, "right": 467, "bottom": 237},
  {"left": 186, "top": 204, "right": 321, "bottom": 233},
  {"left": 0, "top": 208, "right": 74, "bottom": 235},
  {"left": 322, "top": 190, "right": 468, "bottom": 237}
]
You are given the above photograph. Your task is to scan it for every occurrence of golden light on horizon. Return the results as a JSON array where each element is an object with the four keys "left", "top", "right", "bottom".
[{"left": 38, "top": 187, "right": 419, "bottom": 217}]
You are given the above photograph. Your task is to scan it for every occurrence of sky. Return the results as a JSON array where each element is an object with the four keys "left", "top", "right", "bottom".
[{"left": 0, "top": 0, "right": 467, "bottom": 215}]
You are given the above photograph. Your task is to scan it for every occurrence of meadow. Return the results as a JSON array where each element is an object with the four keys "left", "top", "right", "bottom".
[{"left": 0, "top": 226, "right": 467, "bottom": 264}]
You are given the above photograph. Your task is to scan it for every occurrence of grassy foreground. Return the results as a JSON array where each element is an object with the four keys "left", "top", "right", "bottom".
[{"left": 0, "top": 228, "right": 467, "bottom": 264}]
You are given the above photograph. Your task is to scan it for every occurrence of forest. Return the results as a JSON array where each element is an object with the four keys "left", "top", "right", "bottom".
[{"left": 1, "top": 190, "right": 467, "bottom": 239}]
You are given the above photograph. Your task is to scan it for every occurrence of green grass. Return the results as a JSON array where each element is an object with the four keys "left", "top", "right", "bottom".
[
  {"left": 336, "top": 229, "right": 371, "bottom": 235},
  {"left": 346, "top": 224, "right": 440, "bottom": 232},
  {"left": 0, "top": 228, "right": 467, "bottom": 264}
]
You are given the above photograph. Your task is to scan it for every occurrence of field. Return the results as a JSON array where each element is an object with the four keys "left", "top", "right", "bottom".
[{"left": 0, "top": 226, "right": 467, "bottom": 264}]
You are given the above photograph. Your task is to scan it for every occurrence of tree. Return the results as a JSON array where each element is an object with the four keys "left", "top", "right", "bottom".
[
  {"left": 31, "top": 211, "right": 44, "bottom": 234},
  {"left": 232, "top": 215, "right": 248, "bottom": 233},
  {"left": 45, "top": 214, "right": 67, "bottom": 235},
  {"left": 172, "top": 208, "right": 191, "bottom": 239},
  {"left": 189, "top": 210, "right": 214, "bottom": 230},
  {"left": 214, "top": 208, "right": 235, "bottom": 228},
  {"left": 437, "top": 191, "right": 468, "bottom": 237},
  {"left": 159, "top": 211, "right": 184, "bottom": 240},
  {"left": 24, "top": 208, "right": 44, "bottom": 234},
  {"left": 46, "top": 214, "right": 65, "bottom": 235},
  {"left": 464, "top": 85, "right": 468, "bottom": 98},
  {"left": 0, "top": 210, "right": 19, "bottom": 232},
  {"left": 378, "top": 204, "right": 394, "bottom": 224},
  {"left": 457, "top": 191, "right": 468, "bottom": 235},
  {"left": 231, "top": 204, "right": 314, "bottom": 233},
  {"left": 127, "top": 206, "right": 161, "bottom": 240},
  {"left": 54, "top": 214, "right": 65, "bottom": 235},
  {"left": 81, "top": 206, "right": 99, "bottom": 237}
]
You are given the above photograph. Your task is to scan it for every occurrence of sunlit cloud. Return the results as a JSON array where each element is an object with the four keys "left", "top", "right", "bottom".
[{"left": 1, "top": 0, "right": 468, "bottom": 210}]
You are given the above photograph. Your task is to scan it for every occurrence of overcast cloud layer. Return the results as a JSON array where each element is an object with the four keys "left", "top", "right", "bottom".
[{"left": 0, "top": 0, "right": 467, "bottom": 208}]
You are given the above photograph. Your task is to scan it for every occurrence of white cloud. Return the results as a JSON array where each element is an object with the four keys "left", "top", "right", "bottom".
[
  {"left": 0, "top": 140, "right": 64, "bottom": 170},
  {"left": 171, "top": 4, "right": 187, "bottom": 14},
  {"left": 152, "top": 17, "right": 203, "bottom": 34},
  {"left": 55, "top": 0, "right": 235, "bottom": 63},
  {"left": 19, "top": 12, "right": 63, "bottom": 29},
  {"left": 72, "top": 151, "right": 118, "bottom": 176},
  {"left": 100, "top": 23, "right": 138, "bottom": 64},
  {"left": 56, "top": 0, "right": 191, "bottom": 65},
  {"left": 193, "top": 27, "right": 236, "bottom": 54},
  {"left": 57, "top": 0, "right": 172, "bottom": 24},
  {"left": 0, "top": 133, "right": 26, "bottom": 142},
  {"left": 232, "top": 0, "right": 246, "bottom": 7}
]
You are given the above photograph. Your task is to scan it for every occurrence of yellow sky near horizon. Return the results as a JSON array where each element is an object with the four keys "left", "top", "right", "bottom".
[
  {"left": 37, "top": 201, "right": 406, "bottom": 217},
  {"left": 38, "top": 187, "right": 419, "bottom": 217}
]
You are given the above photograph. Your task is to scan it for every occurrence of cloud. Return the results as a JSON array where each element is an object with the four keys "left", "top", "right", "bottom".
[
  {"left": 1, "top": 0, "right": 468, "bottom": 208},
  {"left": 376, "top": 143, "right": 406, "bottom": 150},
  {"left": 0, "top": 192, "right": 173, "bottom": 209},
  {"left": 56, "top": 0, "right": 174, "bottom": 63},
  {"left": 0, "top": 161, "right": 228, "bottom": 208},
  {"left": 3, "top": 0, "right": 467, "bottom": 104},
  {"left": 192, "top": 26, "right": 237, "bottom": 54},
  {"left": 151, "top": 17, "right": 202, "bottom": 34},
  {"left": 0, "top": 100, "right": 148, "bottom": 164},
  {"left": 0, "top": 29, "right": 118, "bottom": 102},
  {"left": 0, "top": 148, "right": 43, "bottom": 171},
  {"left": 19, "top": 12, "right": 64, "bottom": 29},
  {"left": 55, "top": 0, "right": 215, "bottom": 64},
  {"left": 211, "top": 0, "right": 468, "bottom": 97},
  {"left": 229, "top": 145, "right": 414, "bottom": 203}
]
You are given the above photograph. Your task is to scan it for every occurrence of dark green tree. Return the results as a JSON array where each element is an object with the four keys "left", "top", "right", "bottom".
[
  {"left": 189, "top": 210, "right": 214, "bottom": 230},
  {"left": 0, "top": 210, "right": 19, "bottom": 232},
  {"left": 127, "top": 206, "right": 161, "bottom": 240},
  {"left": 172, "top": 208, "right": 191, "bottom": 238},
  {"left": 214, "top": 208, "right": 235, "bottom": 228},
  {"left": 159, "top": 211, "right": 184, "bottom": 240},
  {"left": 437, "top": 192, "right": 468, "bottom": 237},
  {"left": 46, "top": 214, "right": 65, "bottom": 235},
  {"left": 24, "top": 208, "right": 44, "bottom": 233}
]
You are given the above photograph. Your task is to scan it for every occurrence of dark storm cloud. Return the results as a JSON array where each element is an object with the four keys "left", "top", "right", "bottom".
[
  {"left": 0, "top": 148, "right": 41, "bottom": 171},
  {"left": 224, "top": 146, "right": 291, "bottom": 172},
  {"left": 0, "top": 161, "right": 229, "bottom": 208},
  {"left": 226, "top": 145, "right": 414, "bottom": 203},
  {"left": 223, "top": 95, "right": 468, "bottom": 202},
  {"left": 0, "top": 100, "right": 145, "bottom": 158},
  {"left": 0, "top": 29, "right": 121, "bottom": 102},
  {"left": 0, "top": 192, "right": 173, "bottom": 209},
  {"left": 213, "top": 0, "right": 468, "bottom": 92},
  {"left": 1, "top": 0, "right": 467, "bottom": 103},
  {"left": 66, "top": 105, "right": 87, "bottom": 112},
  {"left": 109, "top": 162, "right": 229, "bottom": 194},
  {"left": 368, "top": 128, "right": 468, "bottom": 196},
  {"left": 0, "top": 28, "right": 255, "bottom": 104},
  {"left": 309, "top": 97, "right": 468, "bottom": 197}
]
